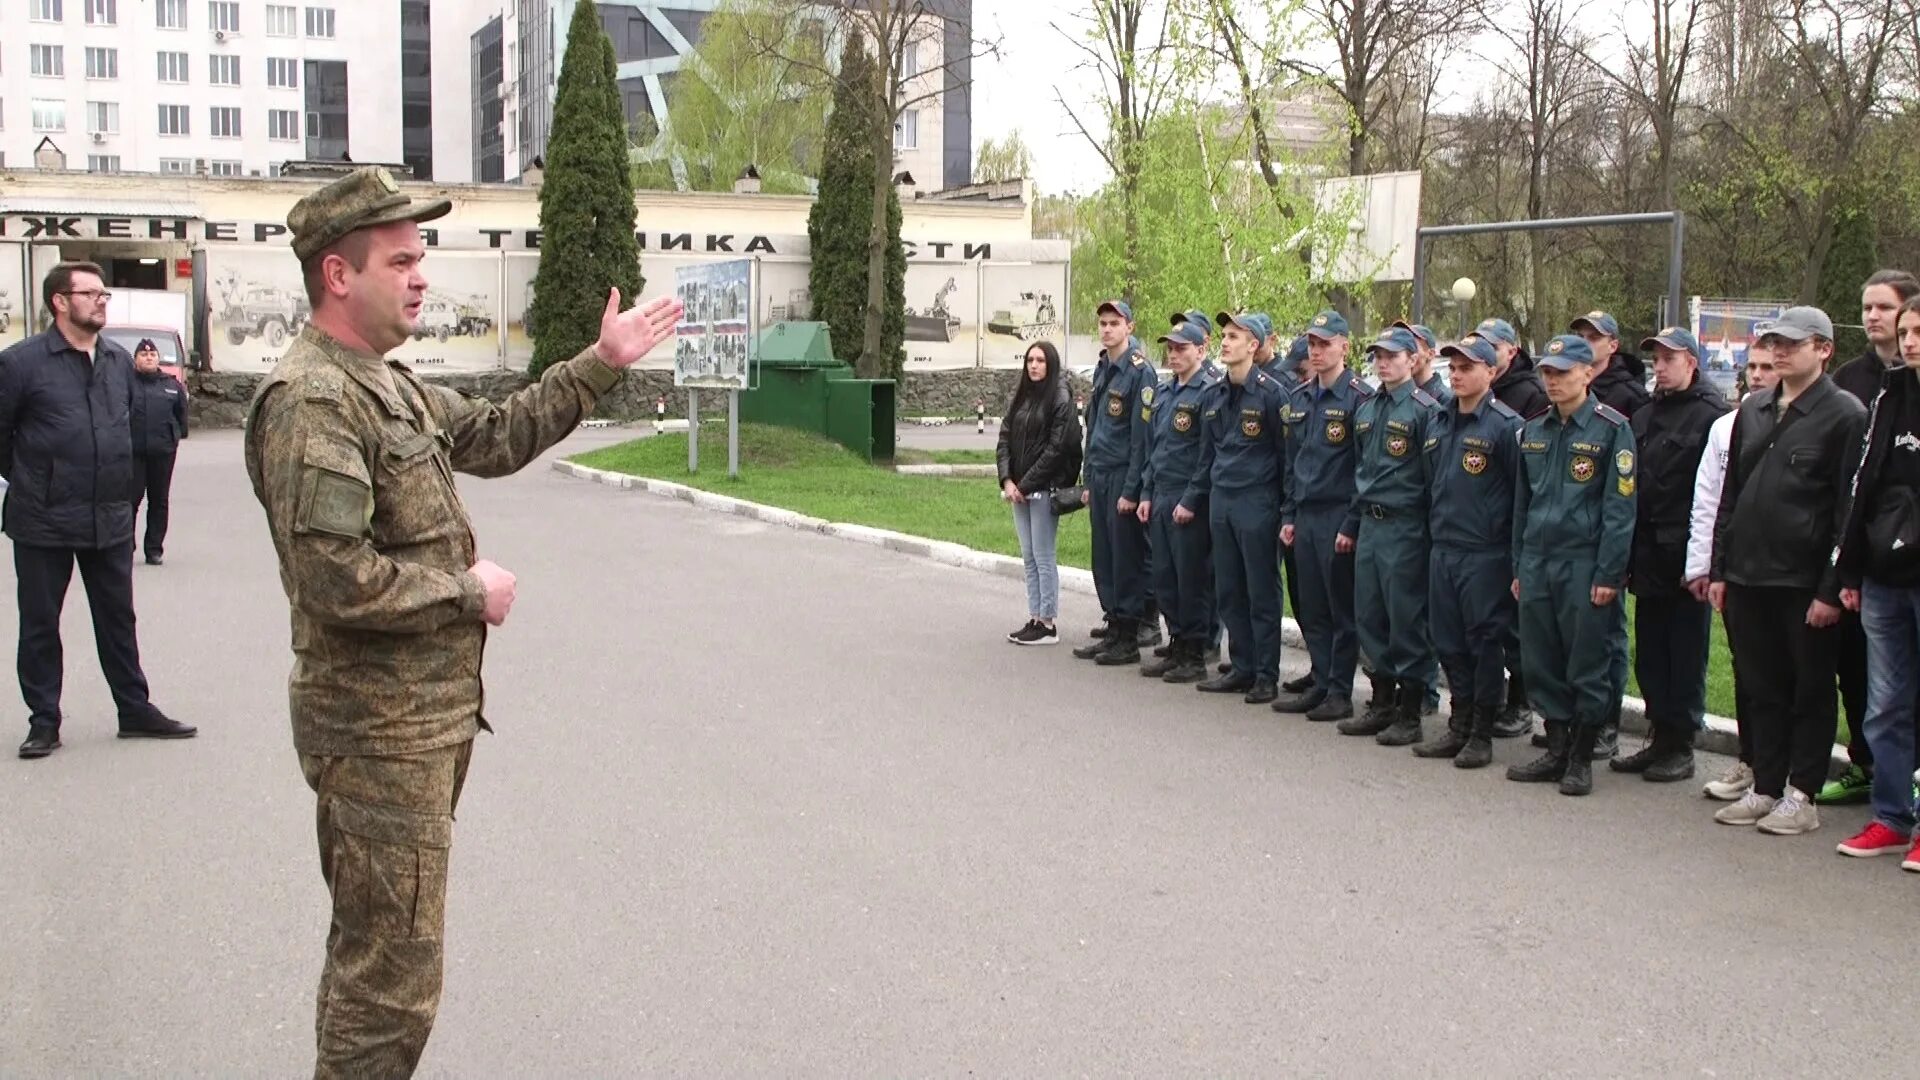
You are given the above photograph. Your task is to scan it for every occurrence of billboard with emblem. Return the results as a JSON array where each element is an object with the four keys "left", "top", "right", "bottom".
[{"left": 1691, "top": 296, "right": 1790, "bottom": 402}]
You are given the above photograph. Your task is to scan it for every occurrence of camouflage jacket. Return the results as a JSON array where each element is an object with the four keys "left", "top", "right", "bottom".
[{"left": 244, "top": 324, "right": 621, "bottom": 756}]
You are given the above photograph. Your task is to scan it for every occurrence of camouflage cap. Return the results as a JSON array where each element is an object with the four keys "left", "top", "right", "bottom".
[{"left": 288, "top": 166, "right": 452, "bottom": 264}]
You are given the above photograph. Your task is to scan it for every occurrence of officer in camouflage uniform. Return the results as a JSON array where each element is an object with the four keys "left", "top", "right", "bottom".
[{"left": 242, "top": 167, "right": 682, "bottom": 1078}]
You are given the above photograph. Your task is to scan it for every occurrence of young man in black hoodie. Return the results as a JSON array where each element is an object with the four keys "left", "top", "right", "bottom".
[
  {"left": 1834, "top": 294, "right": 1920, "bottom": 863},
  {"left": 1613, "top": 327, "right": 1727, "bottom": 781},
  {"left": 1821, "top": 269, "right": 1920, "bottom": 806}
]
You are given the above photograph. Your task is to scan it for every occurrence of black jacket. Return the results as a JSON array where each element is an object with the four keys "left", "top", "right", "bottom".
[
  {"left": 130, "top": 370, "right": 189, "bottom": 456},
  {"left": 1492, "top": 348, "right": 1549, "bottom": 420},
  {"left": 1833, "top": 347, "right": 1898, "bottom": 408},
  {"left": 1837, "top": 366, "right": 1920, "bottom": 588},
  {"left": 0, "top": 327, "right": 138, "bottom": 549},
  {"left": 1629, "top": 375, "right": 1727, "bottom": 596},
  {"left": 1711, "top": 375, "right": 1866, "bottom": 603},
  {"left": 997, "top": 382, "right": 1083, "bottom": 495},
  {"left": 1592, "top": 350, "right": 1651, "bottom": 419}
]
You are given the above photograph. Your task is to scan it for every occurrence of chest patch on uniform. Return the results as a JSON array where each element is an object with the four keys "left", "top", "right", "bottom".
[
  {"left": 1462, "top": 436, "right": 1491, "bottom": 450},
  {"left": 1107, "top": 391, "right": 1125, "bottom": 417},
  {"left": 1141, "top": 386, "right": 1156, "bottom": 406},
  {"left": 1326, "top": 419, "right": 1347, "bottom": 443},
  {"left": 1570, "top": 454, "right": 1596, "bottom": 482},
  {"left": 1463, "top": 449, "right": 1488, "bottom": 475},
  {"left": 1324, "top": 408, "right": 1348, "bottom": 420},
  {"left": 1616, "top": 449, "right": 1635, "bottom": 476},
  {"left": 1173, "top": 406, "right": 1195, "bottom": 433},
  {"left": 1356, "top": 421, "right": 1373, "bottom": 436},
  {"left": 1522, "top": 440, "right": 1548, "bottom": 453},
  {"left": 1571, "top": 441, "right": 1604, "bottom": 456},
  {"left": 1386, "top": 419, "right": 1411, "bottom": 435},
  {"left": 1241, "top": 408, "right": 1264, "bottom": 439},
  {"left": 1386, "top": 433, "right": 1410, "bottom": 457}
]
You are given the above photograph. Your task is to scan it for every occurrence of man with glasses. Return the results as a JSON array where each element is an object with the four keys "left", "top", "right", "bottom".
[{"left": 0, "top": 262, "right": 194, "bottom": 759}]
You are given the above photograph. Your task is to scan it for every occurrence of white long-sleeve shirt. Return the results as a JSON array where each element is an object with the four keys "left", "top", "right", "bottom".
[{"left": 1685, "top": 406, "right": 1739, "bottom": 582}]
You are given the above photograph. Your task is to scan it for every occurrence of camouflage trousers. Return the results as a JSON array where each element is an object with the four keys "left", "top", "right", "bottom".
[{"left": 299, "top": 739, "right": 472, "bottom": 1080}]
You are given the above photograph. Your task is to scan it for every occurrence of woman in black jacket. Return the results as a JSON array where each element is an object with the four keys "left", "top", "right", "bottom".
[{"left": 996, "top": 341, "right": 1082, "bottom": 645}]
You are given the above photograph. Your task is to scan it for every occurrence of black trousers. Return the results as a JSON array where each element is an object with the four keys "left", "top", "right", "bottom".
[
  {"left": 1633, "top": 591, "right": 1712, "bottom": 743},
  {"left": 131, "top": 450, "right": 177, "bottom": 558},
  {"left": 1724, "top": 584, "right": 1839, "bottom": 798},
  {"left": 13, "top": 541, "right": 155, "bottom": 729}
]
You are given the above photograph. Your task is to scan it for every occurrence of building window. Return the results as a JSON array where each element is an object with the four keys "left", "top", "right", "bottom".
[
  {"left": 305, "top": 6, "right": 335, "bottom": 38},
  {"left": 31, "top": 0, "right": 64, "bottom": 22},
  {"left": 268, "top": 58, "right": 299, "bottom": 88},
  {"left": 158, "top": 103, "right": 190, "bottom": 135},
  {"left": 32, "top": 99, "right": 67, "bottom": 132},
  {"left": 900, "top": 41, "right": 920, "bottom": 79},
  {"left": 31, "top": 45, "right": 65, "bottom": 78},
  {"left": 893, "top": 109, "right": 918, "bottom": 150},
  {"left": 88, "top": 154, "right": 122, "bottom": 172},
  {"left": 85, "top": 47, "right": 119, "bottom": 80},
  {"left": 266, "top": 4, "right": 297, "bottom": 36},
  {"left": 209, "top": 2, "right": 239, "bottom": 33},
  {"left": 210, "top": 159, "right": 243, "bottom": 176},
  {"left": 85, "top": 0, "right": 115, "bottom": 25},
  {"left": 159, "top": 157, "right": 193, "bottom": 174},
  {"left": 86, "top": 101, "right": 118, "bottom": 134},
  {"left": 156, "top": 0, "right": 186, "bottom": 29},
  {"left": 157, "top": 51, "right": 190, "bottom": 83},
  {"left": 268, "top": 108, "right": 300, "bottom": 140},
  {"left": 210, "top": 105, "right": 241, "bottom": 138},
  {"left": 210, "top": 54, "right": 239, "bottom": 86}
]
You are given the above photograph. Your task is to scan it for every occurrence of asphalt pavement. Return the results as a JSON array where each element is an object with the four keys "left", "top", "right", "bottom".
[{"left": 3, "top": 427, "right": 1917, "bottom": 1077}]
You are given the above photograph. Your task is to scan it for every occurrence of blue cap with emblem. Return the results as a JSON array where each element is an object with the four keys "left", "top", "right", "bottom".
[
  {"left": 1640, "top": 325, "right": 1703, "bottom": 360},
  {"left": 1391, "top": 321, "right": 1437, "bottom": 350},
  {"left": 1475, "top": 318, "right": 1518, "bottom": 346},
  {"left": 1537, "top": 334, "right": 1596, "bottom": 369},
  {"left": 1286, "top": 334, "right": 1310, "bottom": 368},
  {"left": 1305, "top": 309, "right": 1350, "bottom": 341},
  {"left": 1440, "top": 336, "right": 1499, "bottom": 367},
  {"left": 1216, "top": 311, "right": 1263, "bottom": 337},
  {"left": 1097, "top": 299, "right": 1134, "bottom": 322},
  {"left": 1247, "top": 313, "right": 1274, "bottom": 343},
  {"left": 1171, "top": 309, "right": 1210, "bottom": 334},
  {"left": 1158, "top": 320, "right": 1207, "bottom": 347},
  {"left": 1569, "top": 310, "right": 1620, "bottom": 338},
  {"left": 1366, "top": 326, "right": 1420, "bottom": 356}
]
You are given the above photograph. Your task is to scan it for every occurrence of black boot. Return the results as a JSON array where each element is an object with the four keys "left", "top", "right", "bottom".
[
  {"left": 1089, "top": 620, "right": 1112, "bottom": 640},
  {"left": 1507, "top": 721, "right": 1570, "bottom": 783},
  {"left": 1243, "top": 678, "right": 1278, "bottom": 705},
  {"left": 1588, "top": 710, "right": 1619, "bottom": 761},
  {"left": 1094, "top": 619, "right": 1141, "bottom": 665},
  {"left": 1560, "top": 725, "right": 1597, "bottom": 796},
  {"left": 1140, "top": 639, "right": 1182, "bottom": 677},
  {"left": 1271, "top": 685, "right": 1328, "bottom": 714},
  {"left": 1152, "top": 643, "right": 1175, "bottom": 659},
  {"left": 1281, "top": 673, "right": 1314, "bottom": 694},
  {"left": 1492, "top": 676, "right": 1531, "bottom": 738},
  {"left": 1136, "top": 618, "right": 1163, "bottom": 649},
  {"left": 1454, "top": 706, "right": 1495, "bottom": 769},
  {"left": 1376, "top": 681, "right": 1425, "bottom": 747},
  {"left": 1413, "top": 703, "right": 1472, "bottom": 759},
  {"left": 1163, "top": 642, "right": 1208, "bottom": 684},
  {"left": 1337, "top": 675, "right": 1398, "bottom": 737},
  {"left": 1197, "top": 670, "right": 1255, "bottom": 694},
  {"left": 1610, "top": 730, "right": 1672, "bottom": 774}
]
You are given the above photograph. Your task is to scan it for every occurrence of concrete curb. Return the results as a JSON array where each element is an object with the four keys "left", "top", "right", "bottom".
[{"left": 555, "top": 458, "right": 1849, "bottom": 775}]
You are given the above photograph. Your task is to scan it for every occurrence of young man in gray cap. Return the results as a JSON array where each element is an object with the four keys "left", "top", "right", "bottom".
[
  {"left": 244, "top": 166, "right": 683, "bottom": 1076},
  {"left": 1709, "top": 306, "right": 1865, "bottom": 834}
]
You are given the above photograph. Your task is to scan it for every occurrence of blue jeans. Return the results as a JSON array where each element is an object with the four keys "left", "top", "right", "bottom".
[
  {"left": 1011, "top": 493, "right": 1061, "bottom": 620},
  {"left": 1861, "top": 580, "right": 1920, "bottom": 834}
]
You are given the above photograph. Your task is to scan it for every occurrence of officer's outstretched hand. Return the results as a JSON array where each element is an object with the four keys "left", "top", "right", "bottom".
[
  {"left": 1335, "top": 532, "right": 1355, "bottom": 554},
  {"left": 592, "top": 290, "right": 686, "bottom": 369},
  {"left": 1590, "top": 585, "right": 1617, "bottom": 607}
]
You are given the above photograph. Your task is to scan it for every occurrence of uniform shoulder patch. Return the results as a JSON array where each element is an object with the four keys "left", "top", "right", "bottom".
[
  {"left": 1593, "top": 402, "right": 1627, "bottom": 426},
  {"left": 1350, "top": 376, "right": 1375, "bottom": 397},
  {"left": 1489, "top": 399, "right": 1521, "bottom": 421},
  {"left": 1410, "top": 388, "right": 1437, "bottom": 408}
]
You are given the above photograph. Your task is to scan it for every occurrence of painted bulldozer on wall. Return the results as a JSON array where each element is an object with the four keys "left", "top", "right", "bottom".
[{"left": 904, "top": 276, "right": 961, "bottom": 343}]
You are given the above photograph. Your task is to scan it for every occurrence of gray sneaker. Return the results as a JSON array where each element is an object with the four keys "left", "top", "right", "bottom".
[
  {"left": 1756, "top": 787, "right": 1820, "bottom": 835},
  {"left": 1703, "top": 760, "right": 1753, "bottom": 801},
  {"left": 1714, "top": 790, "right": 1777, "bottom": 826}
]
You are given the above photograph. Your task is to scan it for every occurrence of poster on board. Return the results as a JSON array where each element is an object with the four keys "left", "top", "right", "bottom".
[{"left": 673, "top": 258, "right": 754, "bottom": 390}]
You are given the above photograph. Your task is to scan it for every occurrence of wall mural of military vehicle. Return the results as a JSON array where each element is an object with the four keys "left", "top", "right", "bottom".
[
  {"left": 409, "top": 290, "right": 495, "bottom": 342},
  {"left": 987, "top": 291, "right": 1060, "bottom": 339},
  {"left": 904, "top": 276, "right": 962, "bottom": 342},
  {"left": 214, "top": 270, "right": 310, "bottom": 348}
]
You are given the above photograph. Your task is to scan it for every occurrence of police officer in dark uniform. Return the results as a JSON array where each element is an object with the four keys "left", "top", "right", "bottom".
[
  {"left": 1188, "top": 312, "right": 1290, "bottom": 703},
  {"left": 1138, "top": 320, "right": 1220, "bottom": 682},
  {"left": 1509, "top": 334, "right": 1638, "bottom": 796},
  {"left": 1479, "top": 316, "right": 1550, "bottom": 739},
  {"left": 1339, "top": 327, "right": 1443, "bottom": 745},
  {"left": 1075, "top": 300, "right": 1157, "bottom": 665},
  {"left": 1613, "top": 325, "right": 1726, "bottom": 781},
  {"left": 1394, "top": 321, "right": 1452, "bottom": 406},
  {"left": 1413, "top": 334, "right": 1523, "bottom": 766},
  {"left": 1274, "top": 310, "right": 1370, "bottom": 720}
]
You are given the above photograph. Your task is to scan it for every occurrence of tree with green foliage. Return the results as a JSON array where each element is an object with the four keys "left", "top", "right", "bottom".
[
  {"left": 528, "top": 0, "right": 642, "bottom": 376},
  {"left": 806, "top": 37, "right": 905, "bottom": 379},
  {"left": 1819, "top": 192, "right": 1878, "bottom": 363},
  {"left": 974, "top": 133, "right": 1035, "bottom": 183}
]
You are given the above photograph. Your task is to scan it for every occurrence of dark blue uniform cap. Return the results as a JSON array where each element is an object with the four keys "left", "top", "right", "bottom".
[
  {"left": 1157, "top": 320, "right": 1208, "bottom": 347},
  {"left": 1537, "top": 333, "right": 1596, "bottom": 370},
  {"left": 1216, "top": 311, "right": 1262, "bottom": 336},
  {"left": 1098, "top": 299, "right": 1135, "bottom": 322},
  {"left": 1365, "top": 326, "right": 1420, "bottom": 356},
  {"left": 1248, "top": 313, "right": 1275, "bottom": 343},
  {"left": 1475, "top": 317, "right": 1518, "bottom": 346},
  {"left": 1305, "top": 308, "right": 1349, "bottom": 340},
  {"left": 1171, "top": 308, "right": 1209, "bottom": 331},
  {"left": 1286, "top": 334, "right": 1310, "bottom": 367},
  {"left": 1440, "top": 336, "right": 1499, "bottom": 367},
  {"left": 1569, "top": 310, "right": 1620, "bottom": 338},
  {"left": 1640, "top": 325, "right": 1703, "bottom": 361},
  {"left": 1391, "top": 320, "right": 1438, "bottom": 350}
]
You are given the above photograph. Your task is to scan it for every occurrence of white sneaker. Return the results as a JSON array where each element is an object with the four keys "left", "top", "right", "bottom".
[
  {"left": 1757, "top": 786, "right": 1820, "bottom": 835},
  {"left": 1715, "top": 789, "right": 1777, "bottom": 826},
  {"left": 1703, "top": 760, "right": 1754, "bottom": 801}
]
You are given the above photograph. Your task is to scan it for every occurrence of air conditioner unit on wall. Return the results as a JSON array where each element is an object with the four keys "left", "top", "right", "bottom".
[
  {"left": 91, "top": 132, "right": 106, "bottom": 143},
  {"left": 213, "top": 29, "right": 227, "bottom": 43}
]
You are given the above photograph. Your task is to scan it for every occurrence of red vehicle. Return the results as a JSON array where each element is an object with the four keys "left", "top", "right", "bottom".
[{"left": 100, "top": 325, "right": 191, "bottom": 396}]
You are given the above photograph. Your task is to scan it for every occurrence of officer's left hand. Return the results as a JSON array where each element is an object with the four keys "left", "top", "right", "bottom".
[
  {"left": 1841, "top": 588, "right": 1862, "bottom": 613},
  {"left": 1590, "top": 586, "right": 1617, "bottom": 606},
  {"left": 1135, "top": 500, "right": 1151, "bottom": 523},
  {"left": 1807, "top": 598, "right": 1842, "bottom": 628},
  {"left": 1118, "top": 496, "right": 1138, "bottom": 514},
  {"left": 592, "top": 290, "right": 686, "bottom": 369},
  {"left": 1335, "top": 533, "right": 1355, "bottom": 554}
]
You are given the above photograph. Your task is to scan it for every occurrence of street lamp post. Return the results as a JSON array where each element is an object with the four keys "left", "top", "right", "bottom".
[{"left": 1450, "top": 277, "right": 1478, "bottom": 340}]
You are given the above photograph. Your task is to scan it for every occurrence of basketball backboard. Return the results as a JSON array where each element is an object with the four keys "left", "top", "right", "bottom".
[{"left": 1313, "top": 170, "right": 1423, "bottom": 284}]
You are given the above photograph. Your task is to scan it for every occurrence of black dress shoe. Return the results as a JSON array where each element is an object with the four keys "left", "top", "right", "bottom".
[
  {"left": 1304, "top": 695, "right": 1354, "bottom": 722},
  {"left": 1243, "top": 679, "right": 1278, "bottom": 705},
  {"left": 144, "top": 553, "right": 164, "bottom": 566},
  {"left": 18, "top": 725, "right": 60, "bottom": 759},
  {"left": 1270, "top": 691, "right": 1326, "bottom": 714},
  {"left": 118, "top": 713, "right": 197, "bottom": 739},
  {"left": 1281, "top": 673, "right": 1315, "bottom": 695},
  {"left": 1197, "top": 673, "right": 1255, "bottom": 694}
]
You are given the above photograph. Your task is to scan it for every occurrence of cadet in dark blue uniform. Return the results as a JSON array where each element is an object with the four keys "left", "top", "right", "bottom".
[
  {"left": 1273, "top": 310, "right": 1370, "bottom": 720},
  {"left": 1138, "top": 320, "right": 1220, "bottom": 682},
  {"left": 1075, "top": 300, "right": 1157, "bottom": 665},
  {"left": 1412, "top": 335, "right": 1523, "bottom": 767},
  {"left": 1508, "top": 334, "right": 1638, "bottom": 796},
  {"left": 1339, "top": 327, "right": 1443, "bottom": 745},
  {"left": 1394, "top": 321, "right": 1453, "bottom": 407},
  {"left": 1188, "top": 313, "right": 1290, "bottom": 703}
]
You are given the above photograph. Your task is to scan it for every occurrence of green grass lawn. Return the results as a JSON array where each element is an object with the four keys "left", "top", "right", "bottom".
[
  {"left": 892, "top": 447, "right": 998, "bottom": 466},
  {"left": 579, "top": 424, "right": 1767, "bottom": 726}
]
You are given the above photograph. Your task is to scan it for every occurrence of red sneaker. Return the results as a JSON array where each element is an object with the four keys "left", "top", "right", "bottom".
[
  {"left": 1904, "top": 835, "right": 1920, "bottom": 873},
  {"left": 1838, "top": 822, "right": 1909, "bottom": 858}
]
